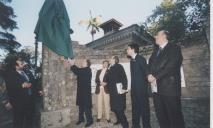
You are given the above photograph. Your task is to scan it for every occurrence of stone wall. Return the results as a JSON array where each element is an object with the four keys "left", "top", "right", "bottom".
[{"left": 41, "top": 42, "right": 210, "bottom": 128}]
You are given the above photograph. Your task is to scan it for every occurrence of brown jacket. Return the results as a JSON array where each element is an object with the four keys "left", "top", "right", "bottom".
[{"left": 95, "top": 69, "right": 109, "bottom": 94}]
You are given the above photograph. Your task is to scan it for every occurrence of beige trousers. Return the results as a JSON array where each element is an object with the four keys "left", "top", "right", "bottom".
[{"left": 97, "top": 86, "right": 110, "bottom": 120}]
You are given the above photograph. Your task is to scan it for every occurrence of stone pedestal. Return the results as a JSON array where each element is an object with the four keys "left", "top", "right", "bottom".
[
  {"left": 41, "top": 108, "right": 71, "bottom": 128},
  {"left": 41, "top": 45, "right": 73, "bottom": 128}
]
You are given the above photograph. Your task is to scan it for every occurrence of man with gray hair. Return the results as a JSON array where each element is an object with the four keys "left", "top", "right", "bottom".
[{"left": 148, "top": 30, "right": 185, "bottom": 128}]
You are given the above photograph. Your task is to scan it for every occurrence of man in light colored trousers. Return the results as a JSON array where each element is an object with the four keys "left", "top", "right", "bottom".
[{"left": 95, "top": 60, "right": 111, "bottom": 123}]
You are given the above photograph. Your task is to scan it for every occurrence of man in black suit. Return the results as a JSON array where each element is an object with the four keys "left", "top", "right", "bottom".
[
  {"left": 69, "top": 59, "right": 93, "bottom": 127},
  {"left": 127, "top": 44, "right": 151, "bottom": 128},
  {"left": 0, "top": 63, "right": 13, "bottom": 128},
  {"left": 148, "top": 30, "right": 185, "bottom": 128},
  {"left": 4, "top": 57, "right": 34, "bottom": 128}
]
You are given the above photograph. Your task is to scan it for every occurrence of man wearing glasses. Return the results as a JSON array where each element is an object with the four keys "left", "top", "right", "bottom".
[{"left": 4, "top": 57, "right": 34, "bottom": 128}]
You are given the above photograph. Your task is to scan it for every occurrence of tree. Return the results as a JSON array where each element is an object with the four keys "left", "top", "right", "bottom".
[
  {"left": 178, "top": 0, "right": 210, "bottom": 47},
  {"left": 0, "top": 0, "right": 21, "bottom": 52},
  {"left": 178, "top": 0, "right": 210, "bottom": 32},
  {"left": 144, "top": 0, "right": 210, "bottom": 45},
  {"left": 145, "top": 0, "right": 186, "bottom": 43},
  {"left": 79, "top": 10, "right": 102, "bottom": 41}
]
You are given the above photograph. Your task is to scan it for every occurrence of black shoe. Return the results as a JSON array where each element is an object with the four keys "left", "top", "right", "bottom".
[
  {"left": 97, "top": 119, "right": 101, "bottom": 122},
  {"left": 131, "top": 125, "right": 140, "bottom": 128},
  {"left": 107, "top": 119, "right": 111, "bottom": 123},
  {"left": 114, "top": 121, "right": 120, "bottom": 125},
  {"left": 123, "top": 125, "right": 129, "bottom": 128},
  {"left": 122, "top": 123, "right": 129, "bottom": 128},
  {"left": 85, "top": 121, "right": 93, "bottom": 127},
  {"left": 76, "top": 120, "right": 84, "bottom": 125}
]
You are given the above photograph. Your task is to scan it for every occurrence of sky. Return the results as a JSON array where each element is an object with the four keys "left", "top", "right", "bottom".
[{"left": 10, "top": 0, "right": 163, "bottom": 47}]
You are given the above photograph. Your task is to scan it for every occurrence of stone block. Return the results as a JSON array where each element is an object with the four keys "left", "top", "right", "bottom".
[{"left": 41, "top": 108, "right": 71, "bottom": 128}]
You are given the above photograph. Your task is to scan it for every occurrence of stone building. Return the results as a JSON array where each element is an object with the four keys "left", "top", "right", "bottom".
[{"left": 86, "top": 19, "right": 154, "bottom": 49}]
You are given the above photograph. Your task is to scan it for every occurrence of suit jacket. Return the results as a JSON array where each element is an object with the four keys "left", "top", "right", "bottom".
[
  {"left": 106, "top": 64, "right": 127, "bottom": 111},
  {"left": 70, "top": 65, "right": 92, "bottom": 108},
  {"left": 148, "top": 42, "right": 183, "bottom": 96},
  {"left": 0, "top": 74, "right": 8, "bottom": 105},
  {"left": 95, "top": 69, "right": 109, "bottom": 94},
  {"left": 24, "top": 69, "right": 37, "bottom": 97},
  {"left": 130, "top": 54, "right": 149, "bottom": 96},
  {"left": 4, "top": 70, "right": 34, "bottom": 106}
]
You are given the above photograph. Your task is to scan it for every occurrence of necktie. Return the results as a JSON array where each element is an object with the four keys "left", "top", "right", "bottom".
[
  {"left": 157, "top": 47, "right": 163, "bottom": 57},
  {"left": 21, "top": 71, "right": 29, "bottom": 81},
  {"left": 20, "top": 71, "right": 32, "bottom": 95}
]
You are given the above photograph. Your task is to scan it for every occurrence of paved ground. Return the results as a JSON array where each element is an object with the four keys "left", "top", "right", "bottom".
[{"left": 66, "top": 120, "right": 124, "bottom": 128}]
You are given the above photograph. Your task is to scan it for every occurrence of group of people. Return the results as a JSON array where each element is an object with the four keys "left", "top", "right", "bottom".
[
  {"left": 0, "top": 57, "right": 43, "bottom": 128},
  {"left": 69, "top": 30, "right": 185, "bottom": 128},
  {"left": 0, "top": 29, "right": 185, "bottom": 128}
]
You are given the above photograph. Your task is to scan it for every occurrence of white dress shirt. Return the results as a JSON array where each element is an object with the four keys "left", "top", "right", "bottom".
[
  {"left": 99, "top": 68, "right": 107, "bottom": 83},
  {"left": 159, "top": 41, "right": 168, "bottom": 49},
  {"left": 132, "top": 53, "right": 137, "bottom": 59}
]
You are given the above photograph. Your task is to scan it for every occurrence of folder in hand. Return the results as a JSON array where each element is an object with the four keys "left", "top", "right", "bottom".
[
  {"left": 151, "top": 80, "right": 157, "bottom": 93},
  {"left": 116, "top": 83, "right": 127, "bottom": 94}
]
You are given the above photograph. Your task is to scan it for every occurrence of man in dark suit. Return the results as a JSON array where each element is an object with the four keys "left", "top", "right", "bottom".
[
  {"left": 0, "top": 63, "right": 13, "bottom": 128},
  {"left": 148, "top": 30, "right": 185, "bottom": 128},
  {"left": 105, "top": 56, "right": 129, "bottom": 128},
  {"left": 4, "top": 57, "right": 34, "bottom": 128},
  {"left": 127, "top": 44, "right": 151, "bottom": 128},
  {"left": 69, "top": 59, "right": 93, "bottom": 127}
]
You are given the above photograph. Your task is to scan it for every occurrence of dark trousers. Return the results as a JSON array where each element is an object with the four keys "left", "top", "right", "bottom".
[
  {"left": 0, "top": 105, "right": 13, "bottom": 128},
  {"left": 131, "top": 92, "right": 151, "bottom": 128},
  {"left": 78, "top": 106, "right": 93, "bottom": 123},
  {"left": 12, "top": 100, "right": 34, "bottom": 128},
  {"left": 153, "top": 93, "right": 185, "bottom": 128},
  {"left": 114, "top": 110, "right": 129, "bottom": 128}
]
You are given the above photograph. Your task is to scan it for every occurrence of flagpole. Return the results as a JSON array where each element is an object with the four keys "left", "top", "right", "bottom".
[{"left": 34, "top": 36, "right": 38, "bottom": 69}]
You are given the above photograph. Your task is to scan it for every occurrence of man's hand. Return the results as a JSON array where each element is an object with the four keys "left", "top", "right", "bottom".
[
  {"left": 27, "top": 83, "right": 32, "bottom": 88},
  {"left": 4, "top": 102, "right": 12, "bottom": 110},
  {"left": 22, "top": 82, "right": 32, "bottom": 88},
  {"left": 148, "top": 74, "right": 156, "bottom": 83},
  {"left": 38, "top": 91, "right": 43, "bottom": 96},
  {"left": 22, "top": 82, "right": 28, "bottom": 88},
  {"left": 67, "top": 58, "right": 75, "bottom": 66}
]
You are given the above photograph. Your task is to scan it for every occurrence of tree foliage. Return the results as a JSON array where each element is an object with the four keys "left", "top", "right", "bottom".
[
  {"left": 179, "top": 0, "right": 210, "bottom": 32},
  {"left": 0, "top": 0, "right": 21, "bottom": 51},
  {"left": 144, "top": 0, "right": 210, "bottom": 43}
]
